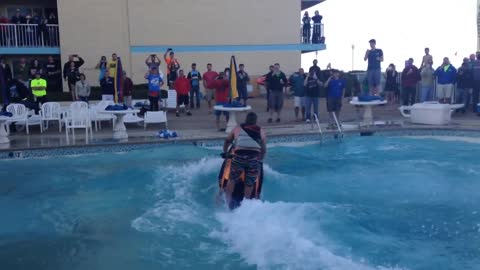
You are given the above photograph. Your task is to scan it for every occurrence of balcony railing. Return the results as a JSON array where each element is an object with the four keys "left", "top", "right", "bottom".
[
  {"left": 300, "top": 23, "right": 324, "bottom": 44},
  {"left": 0, "top": 23, "right": 60, "bottom": 48}
]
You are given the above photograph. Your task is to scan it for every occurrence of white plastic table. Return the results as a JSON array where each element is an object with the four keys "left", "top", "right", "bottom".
[
  {"left": 99, "top": 109, "right": 140, "bottom": 139},
  {"left": 213, "top": 105, "right": 252, "bottom": 133},
  {"left": 350, "top": 100, "right": 387, "bottom": 126},
  {"left": 0, "top": 116, "right": 22, "bottom": 145}
]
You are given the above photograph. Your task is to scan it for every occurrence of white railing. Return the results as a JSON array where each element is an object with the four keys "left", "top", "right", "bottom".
[
  {"left": 312, "top": 113, "right": 323, "bottom": 141},
  {"left": 300, "top": 23, "right": 324, "bottom": 44},
  {"left": 0, "top": 23, "right": 60, "bottom": 48}
]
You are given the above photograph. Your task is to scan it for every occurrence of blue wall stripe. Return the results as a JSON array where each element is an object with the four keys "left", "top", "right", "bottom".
[
  {"left": 0, "top": 47, "right": 61, "bottom": 55},
  {"left": 131, "top": 44, "right": 326, "bottom": 53}
]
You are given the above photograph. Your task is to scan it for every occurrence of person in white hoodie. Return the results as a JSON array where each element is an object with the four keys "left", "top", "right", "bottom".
[{"left": 75, "top": 73, "right": 91, "bottom": 103}]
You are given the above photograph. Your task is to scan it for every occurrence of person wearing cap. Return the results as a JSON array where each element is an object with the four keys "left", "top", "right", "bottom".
[
  {"left": 364, "top": 39, "right": 384, "bottom": 95},
  {"left": 455, "top": 62, "right": 473, "bottom": 113},
  {"left": 145, "top": 66, "right": 164, "bottom": 111},
  {"left": 30, "top": 72, "right": 47, "bottom": 108}
]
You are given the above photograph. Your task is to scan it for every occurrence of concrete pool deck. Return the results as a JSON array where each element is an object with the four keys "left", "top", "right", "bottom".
[{"left": 1, "top": 97, "right": 480, "bottom": 151}]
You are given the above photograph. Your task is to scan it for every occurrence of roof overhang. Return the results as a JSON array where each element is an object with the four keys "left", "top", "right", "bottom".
[{"left": 301, "top": 0, "right": 326, "bottom": 10}]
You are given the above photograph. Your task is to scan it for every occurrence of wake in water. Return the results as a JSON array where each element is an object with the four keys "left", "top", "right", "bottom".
[
  {"left": 212, "top": 200, "right": 406, "bottom": 270},
  {"left": 131, "top": 157, "right": 406, "bottom": 270}
]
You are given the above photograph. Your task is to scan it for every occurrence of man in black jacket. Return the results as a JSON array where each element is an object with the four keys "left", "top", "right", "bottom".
[{"left": 266, "top": 63, "right": 287, "bottom": 123}]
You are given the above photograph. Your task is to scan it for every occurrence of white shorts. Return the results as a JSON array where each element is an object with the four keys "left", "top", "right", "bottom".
[
  {"left": 102, "top": 95, "right": 114, "bottom": 101},
  {"left": 436, "top": 84, "right": 454, "bottom": 99},
  {"left": 294, "top": 96, "right": 305, "bottom": 107}
]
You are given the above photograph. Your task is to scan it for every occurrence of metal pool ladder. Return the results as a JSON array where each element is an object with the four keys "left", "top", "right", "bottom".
[
  {"left": 312, "top": 113, "right": 323, "bottom": 141},
  {"left": 331, "top": 112, "right": 344, "bottom": 139}
]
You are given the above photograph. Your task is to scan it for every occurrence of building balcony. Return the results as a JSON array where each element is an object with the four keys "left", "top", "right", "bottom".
[
  {"left": 300, "top": 23, "right": 325, "bottom": 53},
  {"left": 0, "top": 23, "right": 60, "bottom": 54}
]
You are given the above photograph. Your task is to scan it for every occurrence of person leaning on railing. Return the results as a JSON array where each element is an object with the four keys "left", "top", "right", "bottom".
[
  {"left": 37, "top": 16, "right": 50, "bottom": 46},
  {"left": 311, "top": 10, "right": 322, "bottom": 44}
]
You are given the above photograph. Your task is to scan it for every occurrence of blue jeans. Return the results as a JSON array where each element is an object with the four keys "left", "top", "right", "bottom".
[
  {"left": 456, "top": 88, "right": 471, "bottom": 111},
  {"left": 305, "top": 96, "right": 319, "bottom": 120},
  {"left": 190, "top": 85, "right": 200, "bottom": 108},
  {"left": 420, "top": 85, "right": 433, "bottom": 102}
]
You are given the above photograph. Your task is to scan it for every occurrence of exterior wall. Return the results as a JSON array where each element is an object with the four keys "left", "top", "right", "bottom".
[
  {"left": 128, "top": 0, "right": 299, "bottom": 46},
  {"left": 130, "top": 51, "right": 300, "bottom": 85},
  {"left": 54, "top": 0, "right": 304, "bottom": 88},
  {"left": 56, "top": 0, "right": 132, "bottom": 90}
]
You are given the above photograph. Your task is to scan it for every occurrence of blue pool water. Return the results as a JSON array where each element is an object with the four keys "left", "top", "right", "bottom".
[{"left": 1, "top": 136, "right": 480, "bottom": 270}]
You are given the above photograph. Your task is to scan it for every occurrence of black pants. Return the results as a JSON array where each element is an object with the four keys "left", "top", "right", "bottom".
[
  {"left": 472, "top": 80, "right": 480, "bottom": 112},
  {"left": 302, "top": 26, "right": 311, "bottom": 43},
  {"left": 149, "top": 96, "right": 159, "bottom": 111},
  {"left": 35, "top": 96, "right": 47, "bottom": 113},
  {"left": 402, "top": 87, "right": 416, "bottom": 106}
]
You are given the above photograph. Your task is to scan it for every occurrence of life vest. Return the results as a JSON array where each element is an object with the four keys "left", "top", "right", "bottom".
[
  {"left": 233, "top": 125, "right": 262, "bottom": 152},
  {"left": 30, "top": 78, "right": 47, "bottom": 97}
]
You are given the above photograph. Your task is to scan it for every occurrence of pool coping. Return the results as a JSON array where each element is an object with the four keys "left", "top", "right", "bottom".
[{"left": 1, "top": 127, "right": 480, "bottom": 160}]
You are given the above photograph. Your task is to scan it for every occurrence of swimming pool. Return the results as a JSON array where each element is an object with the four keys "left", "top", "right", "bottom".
[{"left": 1, "top": 134, "right": 480, "bottom": 270}]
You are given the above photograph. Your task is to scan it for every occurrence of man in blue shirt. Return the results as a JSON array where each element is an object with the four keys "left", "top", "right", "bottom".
[
  {"left": 289, "top": 68, "right": 306, "bottom": 120},
  {"left": 144, "top": 67, "right": 164, "bottom": 111},
  {"left": 364, "top": 39, "right": 383, "bottom": 95},
  {"left": 434, "top": 57, "right": 457, "bottom": 104},
  {"left": 325, "top": 69, "right": 346, "bottom": 128}
]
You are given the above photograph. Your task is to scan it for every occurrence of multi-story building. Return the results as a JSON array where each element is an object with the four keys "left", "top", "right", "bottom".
[{"left": 1, "top": 0, "right": 326, "bottom": 91}]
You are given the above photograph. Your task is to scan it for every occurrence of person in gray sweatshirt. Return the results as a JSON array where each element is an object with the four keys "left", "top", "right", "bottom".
[{"left": 75, "top": 73, "right": 91, "bottom": 103}]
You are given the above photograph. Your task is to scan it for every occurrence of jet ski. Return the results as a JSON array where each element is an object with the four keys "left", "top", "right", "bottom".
[{"left": 218, "top": 150, "right": 264, "bottom": 210}]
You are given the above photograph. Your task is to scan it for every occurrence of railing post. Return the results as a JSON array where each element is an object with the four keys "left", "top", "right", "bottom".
[{"left": 14, "top": 24, "right": 18, "bottom": 47}]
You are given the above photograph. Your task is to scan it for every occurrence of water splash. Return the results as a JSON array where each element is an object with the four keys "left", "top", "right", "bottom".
[{"left": 212, "top": 200, "right": 406, "bottom": 270}]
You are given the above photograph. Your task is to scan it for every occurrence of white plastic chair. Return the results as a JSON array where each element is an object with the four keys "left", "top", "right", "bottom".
[
  {"left": 144, "top": 111, "right": 168, "bottom": 129},
  {"left": 64, "top": 102, "right": 93, "bottom": 144},
  {"left": 124, "top": 111, "right": 144, "bottom": 126},
  {"left": 40, "top": 102, "right": 63, "bottom": 133},
  {"left": 166, "top": 90, "right": 177, "bottom": 110},
  {"left": 90, "top": 100, "right": 115, "bottom": 131},
  {"left": 6, "top": 103, "right": 42, "bottom": 134}
]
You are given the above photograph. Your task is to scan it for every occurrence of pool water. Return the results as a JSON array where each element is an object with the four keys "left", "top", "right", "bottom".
[{"left": 1, "top": 136, "right": 480, "bottom": 270}]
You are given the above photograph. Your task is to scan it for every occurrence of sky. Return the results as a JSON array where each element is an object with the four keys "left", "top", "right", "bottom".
[{"left": 301, "top": 0, "right": 478, "bottom": 72}]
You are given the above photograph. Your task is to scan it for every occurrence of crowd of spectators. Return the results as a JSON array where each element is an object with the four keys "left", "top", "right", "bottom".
[
  {"left": 301, "top": 10, "right": 325, "bottom": 44},
  {"left": 0, "top": 9, "right": 59, "bottom": 47}
]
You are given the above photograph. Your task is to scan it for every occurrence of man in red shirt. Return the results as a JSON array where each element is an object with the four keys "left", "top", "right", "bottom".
[
  {"left": 212, "top": 72, "right": 230, "bottom": 131},
  {"left": 203, "top": 63, "right": 218, "bottom": 113},
  {"left": 174, "top": 69, "right": 192, "bottom": 117}
]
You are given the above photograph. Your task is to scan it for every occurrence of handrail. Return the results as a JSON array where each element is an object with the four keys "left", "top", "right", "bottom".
[
  {"left": 0, "top": 23, "right": 60, "bottom": 48},
  {"left": 313, "top": 113, "right": 323, "bottom": 141},
  {"left": 300, "top": 23, "right": 324, "bottom": 44},
  {"left": 331, "top": 112, "right": 344, "bottom": 138}
]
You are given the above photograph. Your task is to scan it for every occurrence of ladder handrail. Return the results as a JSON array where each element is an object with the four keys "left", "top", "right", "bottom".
[
  {"left": 313, "top": 113, "right": 323, "bottom": 139},
  {"left": 331, "top": 112, "right": 344, "bottom": 136}
]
